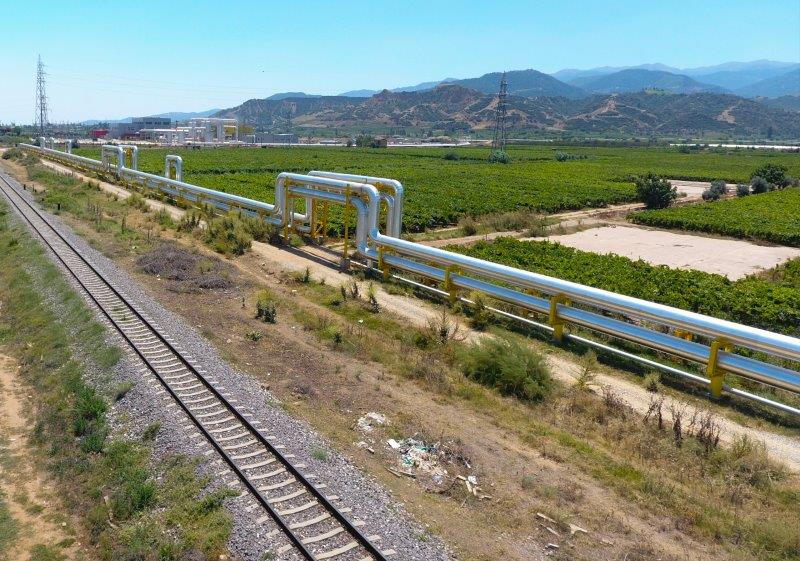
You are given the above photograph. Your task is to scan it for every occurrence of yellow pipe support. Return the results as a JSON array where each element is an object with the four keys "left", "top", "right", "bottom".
[
  {"left": 378, "top": 247, "right": 392, "bottom": 280},
  {"left": 707, "top": 338, "right": 733, "bottom": 398},
  {"left": 549, "top": 293, "right": 570, "bottom": 342},
  {"left": 674, "top": 328, "right": 694, "bottom": 341},
  {"left": 342, "top": 187, "right": 351, "bottom": 260},
  {"left": 320, "top": 201, "right": 329, "bottom": 241},
  {"left": 444, "top": 265, "right": 461, "bottom": 305}
]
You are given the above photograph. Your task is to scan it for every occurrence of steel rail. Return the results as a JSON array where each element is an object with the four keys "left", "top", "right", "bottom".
[{"left": 0, "top": 172, "right": 389, "bottom": 561}]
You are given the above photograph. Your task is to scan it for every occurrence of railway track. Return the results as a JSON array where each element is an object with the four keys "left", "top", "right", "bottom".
[{"left": 0, "top": 172, "right": 393, "bottom": 561}]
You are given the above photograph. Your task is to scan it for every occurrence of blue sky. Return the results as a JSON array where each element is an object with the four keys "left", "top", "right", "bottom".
[{"left": 1, "top": 0, "right": 798, "bottom": 123}]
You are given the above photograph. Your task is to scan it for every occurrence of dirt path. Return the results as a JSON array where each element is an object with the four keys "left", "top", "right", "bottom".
[
  {"left": 0, "top": 354, "right": 83, "bottom": 561},
  {"left": 14, "top": 157, "right": 800, "bottom": 474}
]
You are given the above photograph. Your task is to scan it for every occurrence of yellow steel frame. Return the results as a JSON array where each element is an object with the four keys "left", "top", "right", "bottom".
[
  {"left": 707, "top": 338, "right": 733, "bottom": 398},
  {"left": 342, "top": 188, "right": 351, "bottom": 259},
  {"left": 549, "top": 293, "right": 570, "bottom": 341},
  {"left": 444, "top": 265, "right": 461, "bottom": 304}
]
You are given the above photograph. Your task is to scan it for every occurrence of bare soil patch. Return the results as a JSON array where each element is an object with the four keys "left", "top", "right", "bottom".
[
  {"left": 0, "top": 354, "right": 84, "bottom": 561},
  {"left": 525, "top": 225, "right": 800, "bottom": 279}
]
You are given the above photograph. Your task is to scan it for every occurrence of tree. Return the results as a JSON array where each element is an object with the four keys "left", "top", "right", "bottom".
[
  {"left": 751, "top": 163, "right": 790, "bottom": 188},
  {"left": 355, "top": 134, "right": 378, "bottom": 148},
  {"left": 736, "top": 183, "right": 750, "bottom": 197},
  {"left": 635, "top": 173, "right": 677, "bottom": 209}
]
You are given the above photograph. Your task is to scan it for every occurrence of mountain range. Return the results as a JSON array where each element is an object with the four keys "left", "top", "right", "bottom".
[
  {"left": 214, "top": 84, "right": 800, "bottom": 138},
  {"left": 81, "top": 61, "right": 800, "bottom": 137},
  {"left": 80, "top": 108, "right": 220, "bottom": 126},
  {"left": 332, "top": 60, "right": 798, "bottom": 99}
]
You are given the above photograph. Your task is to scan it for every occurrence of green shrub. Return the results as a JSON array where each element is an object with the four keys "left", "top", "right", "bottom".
[
  {"left": 154, "top": 208, "right": 174, "bottom": 228},
  {"left": 442, "top": 152, "right": 460, "bottom": 161},
  {"left": 203, "top": 214, "right": 252, "bottom": 256},
  {"left": 255, "top": 290, "right": 277, "bottom": 323},
  {"left": 702, "top": 181, "right": 727, "bottom": 201},
  {"left": 178, "top": 211, "right": 202, "bottom": 232},
  {"left": 488, "top": 150, "right": 510, "bottom": 164},
  {"left": 468, "top": 292, "right": 491, "bottom": 331},
  {"left": 2, "top": 147, "right": 22, "bottom": 160},
  {"left": 142, "top": 422, "right": 161, "bottom": 441},
  {"left": 644, "top": 372, "right": 661, "bottom": 392},
  {"left": 459, "top": 215, "right": 478, "bottom": 236},
  {"left": 460, "top": 338, "right": 552, "bottom": 401},
  {"left": 635, "top": 173, "right": 677, "bottom": 209},
  {"left": 241, "top": 215, "right": 278, "bottom": 243},
  {"left": 736, "top": 183, "right": 750, "bottom": 197},
  {"left": 750, "top": 175, "right": 772, "bottom": 194}
]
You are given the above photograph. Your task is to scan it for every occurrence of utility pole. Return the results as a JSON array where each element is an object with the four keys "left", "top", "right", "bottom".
[
  {"left": 491, "top": 71, "right": 508, "bottom": 151},
  {"left": 35, "top": 55, "right": 49, "bottom": 137}
]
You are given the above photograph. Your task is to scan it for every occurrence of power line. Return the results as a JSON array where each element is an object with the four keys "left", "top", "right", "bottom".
[{"left": 35, "top": 55, "right": 49, "bottom": 136}]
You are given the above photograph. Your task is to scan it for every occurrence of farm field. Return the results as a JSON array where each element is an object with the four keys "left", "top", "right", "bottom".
[
  {"left": 450, "top": 237, "right": 800, "bottom": 336},
  {"left": 74, "top": 145, "right": 800, "bottom": 233},
  {"left": 631, "top": 188, "right": 800, "bottom": 247}
]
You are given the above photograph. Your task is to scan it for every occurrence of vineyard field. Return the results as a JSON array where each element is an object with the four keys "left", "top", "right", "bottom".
[
  {"left": 74, "top": 145, "right": 800, "bottom": 232},
  {"left": 450, "top": 237, "right": 800, "bottom": 336},
  {"left": 631, "top": 188, "right": 800, "bottom": 247}
]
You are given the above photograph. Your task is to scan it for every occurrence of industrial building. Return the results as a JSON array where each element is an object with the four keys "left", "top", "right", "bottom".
[
  {"left": 108, "top": 116, "right": 171, "bottom": 139},
  {"left": 138, "top": 118, "right": 240, "bottom": 145}
]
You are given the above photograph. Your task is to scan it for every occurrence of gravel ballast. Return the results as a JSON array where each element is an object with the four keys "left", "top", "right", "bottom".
[{"left": 1, "top": 170, "right": 453, "bottom": 561}]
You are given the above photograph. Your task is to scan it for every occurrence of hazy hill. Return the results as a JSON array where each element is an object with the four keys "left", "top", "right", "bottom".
[
  {"left": 266, "top": 92, "right": 321, "bottom": 100},
  {"left": 339, "top": 79, "right": 458, "bottom": 97},
  {"left": 689, "top": 64, "right": 799, "bottom": 91},
  {"left": 570, "top": 69, "right": 726, "bottom": 94},
  {"left": 80, "top": 108, "right": 219, "bottom": 125},
  {"left": 214, "top": 85, "right": 800, "bottom": 137},
  {"left": 553, "top": 60, "right": 799, "bottom": 92},
  {"left": 735, "top": 68, "right": 800, "bottom": 98},
  {"left": 552, "top": 63, "right": 679, "bottom": 82},
  {"left": 446, "top": 69, "right": 586, "bottom": 99},
  {"left": 761, "top": 95, "right": 800, "bottom": 112}
]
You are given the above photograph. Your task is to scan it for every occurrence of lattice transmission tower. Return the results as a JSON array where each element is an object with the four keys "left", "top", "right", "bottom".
[
  {"left": 491, "top": 71, "right": 508, "bottom": 151},
  {"left": 35, "top": 55, "right": 49, "bottom": 137}
]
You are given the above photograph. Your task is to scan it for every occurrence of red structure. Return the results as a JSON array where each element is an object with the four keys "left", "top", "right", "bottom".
[{"left": 90, "top": 129, "right": 109, "bottom": 139}]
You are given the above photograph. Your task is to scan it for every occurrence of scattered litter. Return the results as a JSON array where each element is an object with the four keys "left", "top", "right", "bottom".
[
  {"left": 356, "top": 441, "right": 375, "bottom": 454},
  {"left": 545, "top": 543, "right": 559, "bottom": 550},
  {"left": 569, "top": 523, "right": 588, "bottom": 536},
  {"left": 537, "top": 512, "right": 557, "bottom": 524},
  {"left": 384, "top": 435, "right": 479, "bottom": 492},
  {"left": 357, "top": 412, "right": 389, "bottom": 433},
  {"left": 545, "top": 527, "right": 559, "bottom": 537}
]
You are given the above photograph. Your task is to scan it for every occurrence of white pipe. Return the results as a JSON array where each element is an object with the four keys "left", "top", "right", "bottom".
[
  {"left": 165, "top": 155, "right": 183, "bottom": 182},
  {"left": 119, "top": 144, "right": 139, "bottom": 170},
  {"left": 101, "top": 145, "right": 124, "bottom": 175}
]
